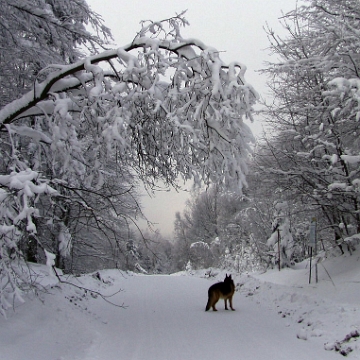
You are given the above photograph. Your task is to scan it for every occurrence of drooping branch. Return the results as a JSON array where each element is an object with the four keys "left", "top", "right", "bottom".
[
  {"left": 0, "top": 37, "right": 252, "bottom": 127},
  {"left": 0, "top": 13, "right": 258, "bottom": 191}
]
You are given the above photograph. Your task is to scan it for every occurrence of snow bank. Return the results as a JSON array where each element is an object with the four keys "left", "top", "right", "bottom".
[{"left": 240, "top": 249, "right": 360, "bottom": 357}]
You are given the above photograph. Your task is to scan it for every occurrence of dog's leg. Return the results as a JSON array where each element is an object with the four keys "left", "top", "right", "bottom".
[
  {"left": 229, "top": 296, "right": 235, "bottom": 311},
  {"left": 212, "top": 296, "right": 218, "bottom": 311}
]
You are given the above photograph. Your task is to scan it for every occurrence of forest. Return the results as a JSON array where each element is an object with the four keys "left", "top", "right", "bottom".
[{"left": 1, "top": 0, "right": 360, "bottom": 315}]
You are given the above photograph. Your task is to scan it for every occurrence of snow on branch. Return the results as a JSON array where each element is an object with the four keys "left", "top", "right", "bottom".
[
  {"left": 190, "top": 241, "right": 210, "bottom": 250},
  {"left": 0, "top": 169, "right": 57, "bottom": 233},
  {"left": 0, "top": 14, "right": 258, "bottom": 190}
]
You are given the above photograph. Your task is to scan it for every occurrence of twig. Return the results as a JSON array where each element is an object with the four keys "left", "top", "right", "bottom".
[
  {"left": 318, "top": 262, "right": 336, "bottom": 287},
  {"left": 52, "top": 267, "right": 128, "bottom": 308}
]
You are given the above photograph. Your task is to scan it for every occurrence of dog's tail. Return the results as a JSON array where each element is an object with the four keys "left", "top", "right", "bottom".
[{"left": 205, "top": 298, "right": 211, "bottom": 311}]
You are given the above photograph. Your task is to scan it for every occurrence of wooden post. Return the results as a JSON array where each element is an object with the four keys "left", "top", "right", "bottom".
[
  {"left": 309, "top": 218, "right": 317, "bottom": 284},
  {"left": 309, "top": 246, "right": 312, "bottom": 284},
  {"left": 277, "top": 228, "right": 281, "bottom": 271}
]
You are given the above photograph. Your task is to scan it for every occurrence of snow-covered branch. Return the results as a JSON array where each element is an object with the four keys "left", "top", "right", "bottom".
[{"left": 0, "top": 15, "right": 257, "bottom": 189}]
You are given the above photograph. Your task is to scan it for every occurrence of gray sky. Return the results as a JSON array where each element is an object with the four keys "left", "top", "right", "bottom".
[{"left": 87, "top": 0, "right": 297, "bottom": 237}]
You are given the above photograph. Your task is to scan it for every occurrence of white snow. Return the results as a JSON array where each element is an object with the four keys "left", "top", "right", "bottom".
[
  {"left": 1, "top": 250, "right": 360, "bottom": 359},
  {"left": 342, "top": 155, "right": 360, "bottom": 165},
  {"left": 190, "top": 241, "right": 210, "bottom": 249}
]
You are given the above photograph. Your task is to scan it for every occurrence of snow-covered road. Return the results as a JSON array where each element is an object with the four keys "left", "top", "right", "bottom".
[
  {"left": 78, "top": 274, "right": 339, "bottom": 360},
  {"left": 2, "top": 253, "right": 360, "bottom": 359},
  {"left": 2, "top": 268, "right": 350, "bottom": 360}
]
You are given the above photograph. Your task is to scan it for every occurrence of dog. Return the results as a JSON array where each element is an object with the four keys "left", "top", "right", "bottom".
[{"left": 205, "top": 274, "right": 235, "bottom": 311}]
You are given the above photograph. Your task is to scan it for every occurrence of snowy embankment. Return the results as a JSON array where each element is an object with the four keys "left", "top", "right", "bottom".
[
  {"left": 242, "top": 250, "right": 360, "bottom": 357},
  {"left": 0, "top": 251, "right": 359, "bottom": 360}
]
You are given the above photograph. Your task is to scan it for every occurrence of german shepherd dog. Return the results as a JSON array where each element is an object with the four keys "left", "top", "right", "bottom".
[{"left": 205, "top": 274, "right": 235, "bottom": 311}]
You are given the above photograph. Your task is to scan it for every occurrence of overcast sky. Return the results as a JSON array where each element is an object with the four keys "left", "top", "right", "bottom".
[{"left": 87, "top": 0, "right": 297, "bottom": 237}]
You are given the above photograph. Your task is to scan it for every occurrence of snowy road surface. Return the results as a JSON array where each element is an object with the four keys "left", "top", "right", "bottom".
[
  {"left": 1, "top": 271, "right": 342, "bottom": 360},
  {"left": 80, "top": 274, "right": 339, "bottom": 360}
]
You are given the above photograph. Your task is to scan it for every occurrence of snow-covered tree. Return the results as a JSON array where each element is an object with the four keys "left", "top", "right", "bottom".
[
  {"left": 1, "top": 1, "right": 143, "bottom": 278},
  {"left": 185, "top": 187, "right": 221, "bottom": 245},
  {"left": 0, "top": 0, "right": 111, "bottom": 107},
  {"left": 172, "top": 187, "right": 223, "bottom": 270},
  {"left": 172, "top": 185, "right": 266, "bottom": 271},
  {"left": 260, "top": 0, "right": 360, "bottom": 252},
  {"left": 0, "top": 10, "right": 257, "bottom": 312},
  {"left": 172, "top": 211, "right": 192, "bottom": 271},
  {"left": 189, "top": 241, "right": 212, "bottom": 269},
  {"left": 56, "top": 171, "right": 141, "bottom": 273},
  {"left": 267, "top": 201, "right": 294, "bottom": 268}
]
